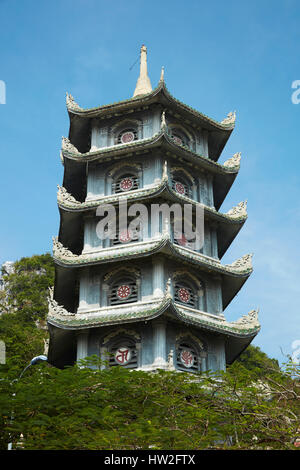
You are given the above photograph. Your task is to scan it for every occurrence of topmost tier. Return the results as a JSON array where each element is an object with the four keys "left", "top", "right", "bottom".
[{"left": 66, "top": 46, "right": 236, "bottom": 161}]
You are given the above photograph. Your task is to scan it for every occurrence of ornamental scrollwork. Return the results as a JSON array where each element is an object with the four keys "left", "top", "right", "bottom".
[
  {"left": 221, "top": 110, "right": 236, "bottom": 126},
  {"left": 226, "top": 254, "right": 253, "bottom": 272},
  {"left": 48, "top": 287, "right": 75, "bottom": 318},
  {"left": 231, "top": 309, "right": 259, "bottom": 328},
  {"left": 52, "top": 236, "right": 75, "bottom": 259},
  {"left": 223, "top": 152, "right": 241, "bottom": 168},
  {"left": 57, "top": 185, "right": 81, "bottom": 206},
  {"left": 61, "top": 137, "right": 81, "bottom": 155},
  {"left": 226, "top": 201, "right": 247, "bottom": 218},
  {"left": 66, "top": 92, "right": 83, "bottom": 111}
]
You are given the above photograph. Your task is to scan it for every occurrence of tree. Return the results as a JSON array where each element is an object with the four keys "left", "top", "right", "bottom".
[{"left": 0, "top": 356, "right": 299, "bottom": 450}]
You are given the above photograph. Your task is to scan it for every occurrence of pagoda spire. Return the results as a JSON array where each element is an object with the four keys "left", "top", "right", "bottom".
[{"left": 133, "top": 45, "right": 152, "bottom": 97}]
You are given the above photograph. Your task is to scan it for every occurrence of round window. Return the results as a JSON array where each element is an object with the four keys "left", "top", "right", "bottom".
[
  {"left": 177, "top": 287, "right": 190, "bottom": 303},
  {"left": 116, "top": 284, "right": 132, "bottom": 300},
  {"left": 180, "top": 349, "right": 194, "bottom": 368},
  {"left": 120, "top": 131, "right": 135, "bottom": 144},
  {"left": 120, "top": 177, "right": 134, "bottom": 191},
  {"left": 115, "top": 347, "right": 132, "bottom": 365}
]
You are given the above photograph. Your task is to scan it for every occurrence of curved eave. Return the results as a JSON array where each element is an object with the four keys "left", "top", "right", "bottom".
[
  {"left": 47, "top": 298, "right": 259, "bottom": 367},
  {"left": 62, "top": 131, "right": 239, "bottom": 209},
  {"left": 67, "top": 82, "right": 234, "bottom": 131},
  {"left": 57, "top": 184, "right": 246, "bottom": 259},
  {"left": 53, "top": 237, "right": 252, "bottom": 309},
  {"left": 62, "top": 130, "right": 239, "bottom": 176},
  {"left": 67, "top": 82, "right": 234, "bottom": 160}
]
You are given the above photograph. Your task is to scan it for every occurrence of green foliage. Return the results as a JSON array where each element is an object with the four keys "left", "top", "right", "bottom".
[
  {"left": 1, "top": 253, "right": 54, "bottom": 323},
  {"left": 0, "top": 357, "right": 299, "bottom": 450},
  {"left": 0, "top": 253, "right": 54, "bottom": 375},
  {"left": 0, "top": 253, "right": 299, "bottom": 450}
]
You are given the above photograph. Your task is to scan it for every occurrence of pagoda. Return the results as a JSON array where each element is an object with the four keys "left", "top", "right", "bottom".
[{"left": 47, "top": 45, "right": 260, "bottom": 372}]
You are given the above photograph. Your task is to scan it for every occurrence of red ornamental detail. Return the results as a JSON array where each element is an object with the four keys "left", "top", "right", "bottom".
[
  {"left": 119, "top": 229, "right": 132, "bottom": 243},
  {"left": 120, "top": 131, "right": 135, "bottom": 144},
  {"left": 172, "top": 135, "right": 183, "bottom": 145},
  {"left": 117, "top": 284, "right": 131, "bottom": 300},
  {"left": 174, "top": 182, "right": 186, "bottom": 195},
  {"left": 177, "top": 234, "right": 187, "bottom": 246},
  {"left": 178, "top": 287, "right": 190, "bottom": 303},
  {"left": 120, "top": 177, "right": 134, "bottom": 191},
  {"left": 115, "top": 347, "right": 131, "bottom": 365},
  {"left": 180, "top": 350, "right": 194, "bottom": 368}
]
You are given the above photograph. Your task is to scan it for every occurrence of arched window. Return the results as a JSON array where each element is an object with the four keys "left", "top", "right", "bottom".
[
  {"left": 109, "top": 276, "right": 138, "bottom": 305},
  {"left": 171, "top": 171, "right": 192, "bottom": 198},
  {"left": 176, "top": 341, "right": 201, "bottom": 372},
  {"left": 117, "top": 128, "right": 138, "bottom": 145},
  {"left": 108, "top": 337, "right": 138, "bottom": 369},
  {"left": 113, "top": 173, "right": 140, "bottom": 194},
  {"left": 169, "top": 127, "right": 190, "bottom": 148}
]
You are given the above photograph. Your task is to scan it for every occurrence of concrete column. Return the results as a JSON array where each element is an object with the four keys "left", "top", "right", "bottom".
[
  {"left": 76, "top": 330, "right": 89, "bottom": 363},
  {"left": 152, "top": 257, "right": 164, "bottom": 298},
  {"left": 78, "top": 269, "right": 89, "bottom": 311},
  {"left": 152, "top": 319, "right": 167, "bottom": 368}
]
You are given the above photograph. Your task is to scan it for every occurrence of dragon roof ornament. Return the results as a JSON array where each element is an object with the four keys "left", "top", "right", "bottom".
[
  {"left": 226, "top": 254, "right": 253, "bottom": 272},
  {"left": 223, "top": 152, "right": 241, "bottom": 169},
  {"left": 226, "top": 201, "right": 247, "bottom": 219},
  {"left": 52, "top": 236, "right": 74, "bottom": 259},
  {"left": 231, "top": 309, "right": 259, "bottom": 329},
  {"left": 221, "top": 110, "right": 236, "bottom": 126},
  {"left": 57, "top": 185, "right": 81, "bottom": 206},
  {"left": 62, "top": 137, "right": 81, "bottom": 155},
  {"left": 48, "top": 287, "right": 75, "bottom": 319},
  {"left": 66, "top": 92, "right": 83, "bottom": 112}
]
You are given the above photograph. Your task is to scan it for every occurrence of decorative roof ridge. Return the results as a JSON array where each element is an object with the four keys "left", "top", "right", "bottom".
[
  {"left": 52, "top": 235, "right": 252, "bottom": 277},
  {"left": 57, "top": 185, "right": 246, "bottom": 227},
  {"left": 65, "top": 81, "right": 234, "bottom": 130},
  {"left": 61, "top": 131, "right": 240, "bottom": 175},
  {"left": 47, "top": 290, "right": 259, "bottom": 337}
]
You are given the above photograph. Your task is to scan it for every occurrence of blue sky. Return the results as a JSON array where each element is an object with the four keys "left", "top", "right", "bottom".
[{"left": 0, "top": 0, "right": 299, "bottom": 364}]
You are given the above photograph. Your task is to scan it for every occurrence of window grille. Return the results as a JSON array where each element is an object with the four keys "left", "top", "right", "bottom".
[
  {"left": 171, "top": 176, "right": 192, "bottom": 198},
  {"left": 174, "top": 282, "right": 196, "bottom": 308},
  {"left": 113, "top": 174, "right": 139, "bottom": 194},
  {"left": 109, "top": 279, "right": 138, "bottom": 305},
  {"left": 176, "top": 342, "right": 200, "bottom": 372},
  {"left": 108, "top": 339, "right": 138, "bottom": 369},
  {"left": 111, "top": 219, "right": 142, "bottom": 246},
  {"left": 117, "top": 128, "right": 138, "bottom": 145}
]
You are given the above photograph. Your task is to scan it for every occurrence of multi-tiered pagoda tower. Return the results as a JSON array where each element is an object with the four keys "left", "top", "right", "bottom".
[{"left": 47, "top": 46, "right": 260, "bottom": 371}]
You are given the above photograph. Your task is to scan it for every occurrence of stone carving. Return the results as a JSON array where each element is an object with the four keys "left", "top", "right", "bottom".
[
  {"left": 66, "top": 92, "right": 83, "bottom": 111},
  {"left": 165, "top": 277, "right": 172, "bottom": 299},
  {"left": 223, "top": 152, "right": 241, "bottom": 168},
  {"left": 162, "top": 160, "right": 168, "bottom": 182},
  {"left": 61, "top": 137, "right": 81, "bottom": 155},
  {"left": 48, "top": 287, "right": 75, "bottom": 318},
  {"left": 231, "top": 309, "right": 259, "bottom": 328},
  {"left": 221, "top": 110, "right": 236, "bottom": 126},
  {"left": 161, "top": 110, "right": 167, "bottom": 130},
  {"left": 57, "top": 185, "right": 81, "bottom": 206},
  {"left": 172, "top": 270, "right": 203, "bottom": 289},
  {"left": 170, "top": 166, "right": 194, "bottom": 184},
  {"left": 52, "top": 237, "right": 75, "bottom": 259},
  {"left": 226, "top": 201, "right": 247, "bottom": 218},
  {"left": 167, "top": 349, "right": 175, "bottom": 370},
  {"left": 107, "top": 161, "right": 141, "bottom": 177},
  {"left": 227, "top": 254, "right": 253, "bottom": 272}
]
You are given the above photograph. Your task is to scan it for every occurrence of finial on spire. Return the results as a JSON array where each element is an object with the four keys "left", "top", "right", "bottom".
[
  {"left": 160, "top": 66, "right": 165, "bottom": 82},
  {"left": 133, "top": 45, "right": 152, "bottom": 97}
]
